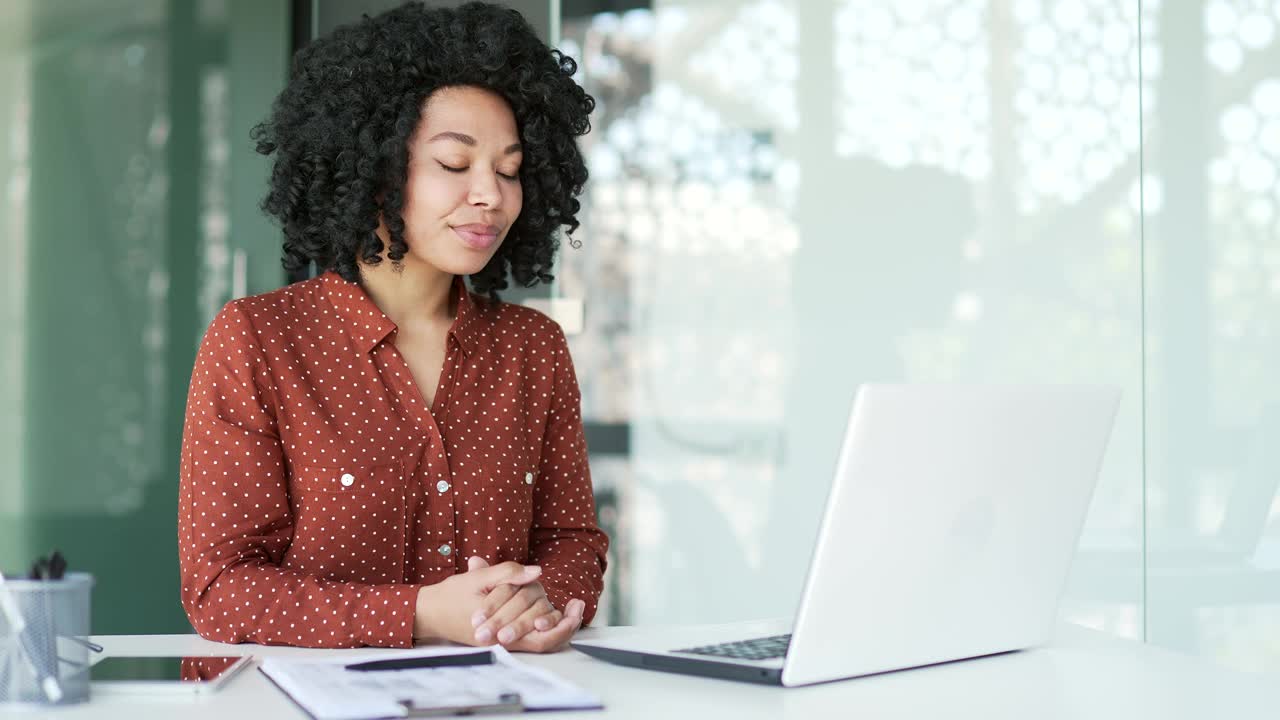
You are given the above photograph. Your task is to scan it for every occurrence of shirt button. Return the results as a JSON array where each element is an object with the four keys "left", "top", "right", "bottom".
[
  {"left": 438, "top": 544, "right": 452, "bottom": 557},
  {"left": 436, "top": 480, "right": 451, "bottom": 493},
  {"left": 525, "top": 472, "right": 534, "bottom": 485},
  {"left": 340, "top": 473, "right": 355, "bottom": 487}
]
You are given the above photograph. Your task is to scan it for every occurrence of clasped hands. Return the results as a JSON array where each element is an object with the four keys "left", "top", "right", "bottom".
[{"left": 413, "top": 556, "right": 586, "bottom": 653}]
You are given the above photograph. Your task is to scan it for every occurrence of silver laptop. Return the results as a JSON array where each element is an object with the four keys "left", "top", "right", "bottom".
[{"left": 572, "top": 384, "right": 1121, "bottom": 686}]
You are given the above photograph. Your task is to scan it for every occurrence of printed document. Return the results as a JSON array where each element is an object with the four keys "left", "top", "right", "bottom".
[{"left": 260, "top": 645, "right": 601, "bottom": 720}]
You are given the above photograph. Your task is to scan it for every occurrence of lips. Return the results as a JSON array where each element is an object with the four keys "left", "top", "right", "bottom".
[{"left": 452, "top": 224, "right": 501, "bottom": 251}]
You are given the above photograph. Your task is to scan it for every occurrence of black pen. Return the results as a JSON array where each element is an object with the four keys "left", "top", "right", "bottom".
[{"left": 345, "top": 650, "right": 494, "bottom": 672}]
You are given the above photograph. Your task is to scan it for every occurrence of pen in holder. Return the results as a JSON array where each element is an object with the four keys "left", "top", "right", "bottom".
[{"left": 0, "top": 556, "right": 94, "bottom": 707}]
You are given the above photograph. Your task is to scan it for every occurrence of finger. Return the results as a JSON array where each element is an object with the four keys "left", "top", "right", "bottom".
[
  {"left": 476, "top": 562, "right": 541, "bottom": 594},
  {"left": 533, "top": 606, "right": 562, "bottom": 632},
  {"left": 508, "top": 600, "right": 584, "bottom": 653},
  {"left": 475, "top": 584, "right": 543, "bottom": 645},
  {"left": 495, "top": 597, "right": 555, "bottom": 645},
  {"left": 465, "top": 557, "right": 500, "bottom": 628},
  {"left": 472, "top": 583, "right": 519, "bottom": 631},
  {"left": 476, "top": 584, "right": 544, "bottom": 643},
  {"left": 508, "top": 609, "right": 582, "bottom": 654}
]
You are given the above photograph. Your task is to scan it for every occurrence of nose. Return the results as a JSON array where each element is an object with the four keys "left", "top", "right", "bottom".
[{"left": 467, "top": 170, "right": 503, "bottom": 209}]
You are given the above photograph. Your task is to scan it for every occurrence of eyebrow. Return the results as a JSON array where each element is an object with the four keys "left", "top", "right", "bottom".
[{"left": 427, "top": 131, "right": 522, "bottom": 155}]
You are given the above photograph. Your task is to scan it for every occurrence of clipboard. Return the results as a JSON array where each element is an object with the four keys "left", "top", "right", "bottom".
[
  {"left": 259, "top": 645, "right": 601, "bottom": 720},
  {"left": 394, "top": 693, "right": 523, "bottom": 717}
]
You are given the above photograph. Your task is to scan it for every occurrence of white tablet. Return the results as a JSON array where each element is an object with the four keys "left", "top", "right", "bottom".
[{"left": 91, "top": 655, "right": 253, "bottom": 694}]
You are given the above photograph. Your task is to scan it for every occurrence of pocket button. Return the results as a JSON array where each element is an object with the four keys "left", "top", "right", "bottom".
[{"left": 340, "top": 473, "right": 355, "bottom": 487}]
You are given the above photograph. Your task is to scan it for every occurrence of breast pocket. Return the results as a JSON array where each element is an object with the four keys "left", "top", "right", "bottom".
[
  {"left": 485, "top": 463, "right": 538, "bottom": 560},
  {"left": 285, "top": 460, "right": 407, "bottom": 584}
]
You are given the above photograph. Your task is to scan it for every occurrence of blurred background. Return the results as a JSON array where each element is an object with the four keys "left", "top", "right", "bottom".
[{"left": 2, "top": 0, "right": 1279, "bottom": 676}]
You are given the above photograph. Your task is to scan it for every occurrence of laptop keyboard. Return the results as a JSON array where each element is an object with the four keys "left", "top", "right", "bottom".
[{"left": 673, "top": 634, "right": 792, "bottom": 661}]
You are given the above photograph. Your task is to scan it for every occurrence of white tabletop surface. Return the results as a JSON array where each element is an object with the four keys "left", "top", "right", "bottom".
[{"left": 14, "top": 623, "right": 1279, "bottom": 719}]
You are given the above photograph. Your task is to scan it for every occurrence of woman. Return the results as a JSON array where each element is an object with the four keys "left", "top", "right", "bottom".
[{"left": 177, "top": 1, "right": 607, "bottom": 652}]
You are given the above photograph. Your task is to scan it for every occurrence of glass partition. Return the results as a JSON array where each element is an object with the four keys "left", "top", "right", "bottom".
[
  {"left": 1144, "top": 0, "right": 1280, "bottom": 672},
  {"left": 560, "top": 0, "right": 1146, "bottom": 634}
]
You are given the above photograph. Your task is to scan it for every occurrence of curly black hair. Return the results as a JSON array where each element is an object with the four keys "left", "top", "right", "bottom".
[{"left": 251, "top": 1, "right": 593, "bottom": 300}]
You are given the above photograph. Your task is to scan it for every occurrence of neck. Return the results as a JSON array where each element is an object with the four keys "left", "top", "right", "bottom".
[{"left": 357, "top": 255, "right": 456, "bottom": 333}]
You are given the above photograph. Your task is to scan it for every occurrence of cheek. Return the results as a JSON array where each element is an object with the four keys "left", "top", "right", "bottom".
[
  {"left": 508, "top": 183, "right": 523, "bottom": 218},
  {"left": 404, "top": 171, "right": 466, "bottom": 220}
]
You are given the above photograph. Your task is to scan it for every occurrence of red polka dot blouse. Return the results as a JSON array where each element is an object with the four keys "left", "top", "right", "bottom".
[{"left": 177, "top": 271, "right": 609, "bottom": 648}]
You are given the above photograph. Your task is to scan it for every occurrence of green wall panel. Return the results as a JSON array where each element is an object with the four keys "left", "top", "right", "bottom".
[{"left": 1, "top": 0, "right": 289, "bottom": 634}]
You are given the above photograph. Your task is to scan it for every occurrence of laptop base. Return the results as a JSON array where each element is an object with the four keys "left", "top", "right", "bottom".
[{"left": 571, "top": 643, "right": 784, "bottom": 686}]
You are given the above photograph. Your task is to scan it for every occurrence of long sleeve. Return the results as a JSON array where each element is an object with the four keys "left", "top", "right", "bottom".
[
  {"left": 528, "top": 324, "right": 610, "bottom": 625},
  {"left": 177, "top": 301, "right": 420, "bottom": 648}
]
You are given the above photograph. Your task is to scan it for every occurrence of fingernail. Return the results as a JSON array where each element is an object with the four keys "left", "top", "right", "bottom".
[
  {"left": 535, "top": 618, "right": 549, "bottom": 631},
  {"left": 527, "top": 565, "right": 541, "bottom": 575},
  {"left": 475, "top": 627, "right": 492, "bottom": 644},
  {"left": 497, "top": 627, "right": 515, "bottom": 644},
  {"left": 471, "top": 612, "right": 486, "bottom": 628}
]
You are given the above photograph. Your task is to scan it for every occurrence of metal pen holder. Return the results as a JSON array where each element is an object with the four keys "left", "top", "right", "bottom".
[{"left": 0, "top": 572, "right": 94, "bottom": 707}]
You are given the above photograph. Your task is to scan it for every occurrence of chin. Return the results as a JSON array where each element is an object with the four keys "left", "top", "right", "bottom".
[{"left": 422, "top": 250, "right": 500, "bottom": 277}]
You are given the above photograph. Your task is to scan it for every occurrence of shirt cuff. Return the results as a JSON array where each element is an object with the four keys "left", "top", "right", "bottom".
[{"left": 357, "top": 583, "right": 422, "bottom": 648}]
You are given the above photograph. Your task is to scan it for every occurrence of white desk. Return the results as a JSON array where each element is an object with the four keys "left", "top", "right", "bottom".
[{"left": 35, "top": 624, "right": 1280, "bottom": 719}]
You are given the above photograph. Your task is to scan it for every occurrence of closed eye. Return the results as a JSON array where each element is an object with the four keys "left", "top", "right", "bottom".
[{"left": 438, "top": 162, "right": 520, "bottom": 182}]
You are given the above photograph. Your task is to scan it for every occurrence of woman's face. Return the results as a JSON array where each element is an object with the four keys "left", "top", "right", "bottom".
[{"left": 395, "top": 85, "right": 523, "bottom": 276}]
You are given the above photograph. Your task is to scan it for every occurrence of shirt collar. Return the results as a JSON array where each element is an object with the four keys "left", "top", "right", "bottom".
[{"left": 321, "top": 271, "right": 490, "bottom": 357}]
